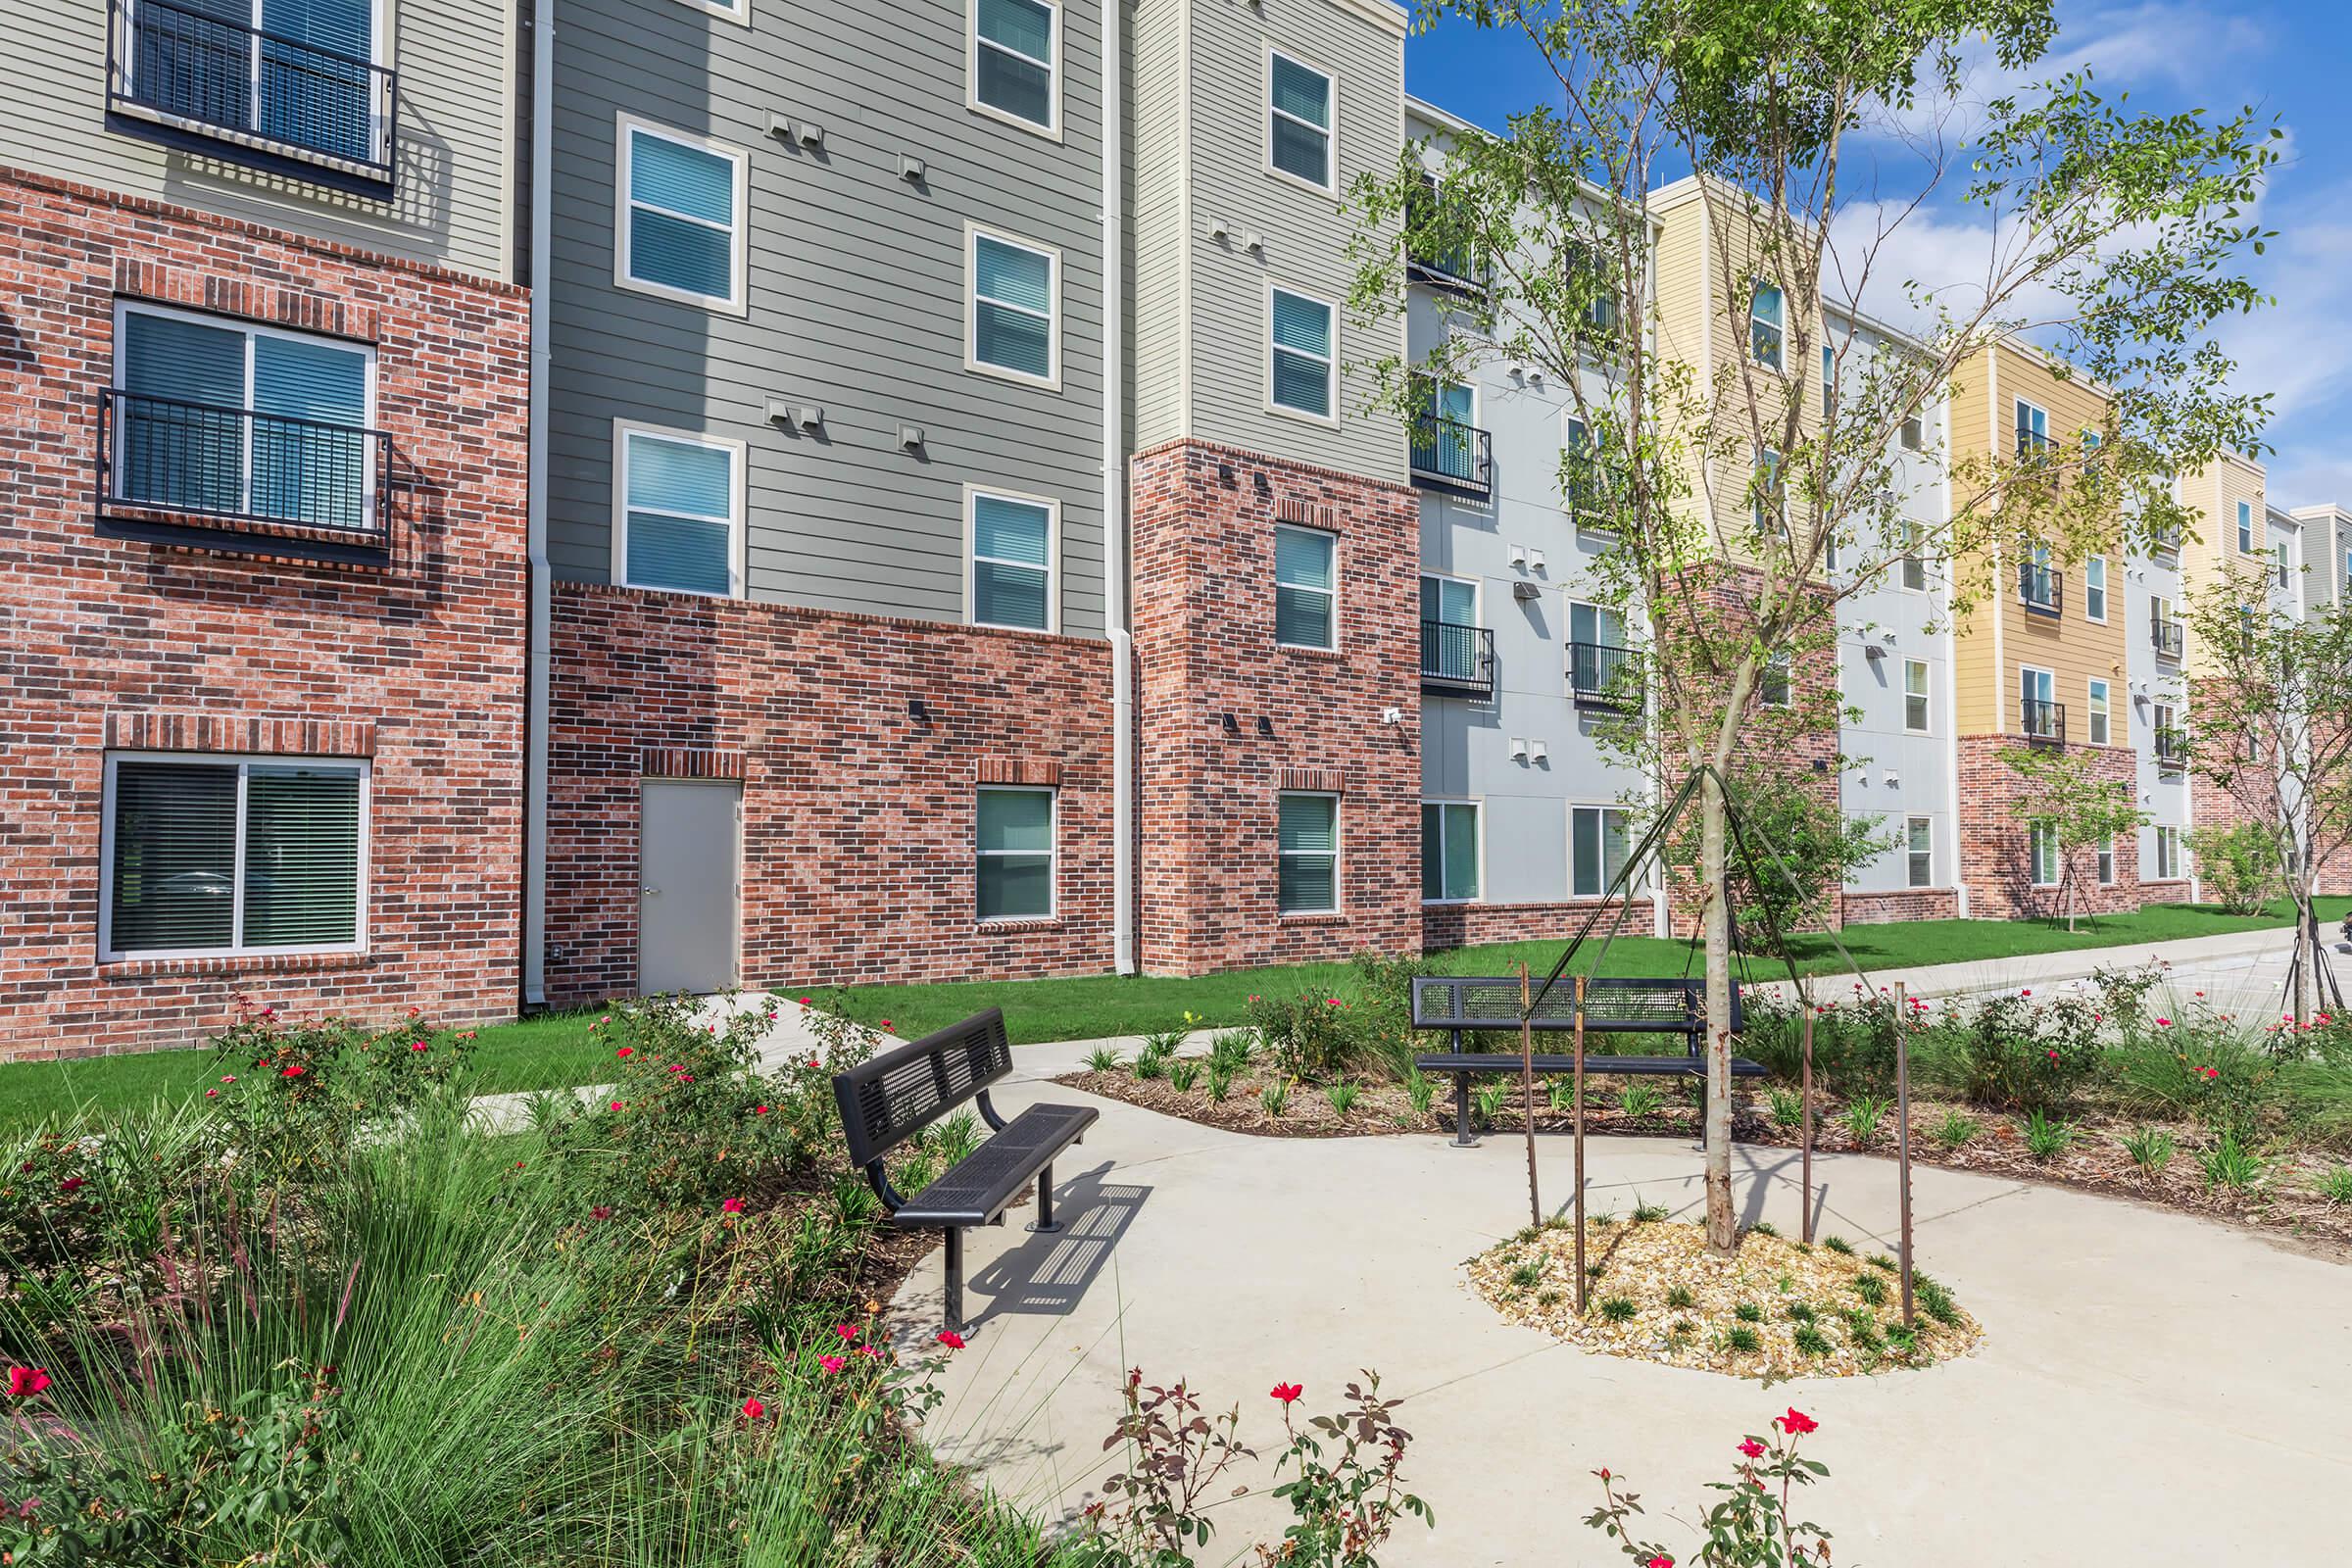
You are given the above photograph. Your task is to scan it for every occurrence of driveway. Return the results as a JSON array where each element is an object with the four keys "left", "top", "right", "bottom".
[{"left": 898, "top": 1083, "right": 2352, "bottom": 1566}]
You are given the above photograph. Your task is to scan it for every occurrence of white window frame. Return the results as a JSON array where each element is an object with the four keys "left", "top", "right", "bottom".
[
  {"left": 966, "top": 0, "right": 1062, "bottom": 139},
  {"left": 1902, "top": 658, "right": 1931, "bottom": 734},
  {"left": 1278, "top": 791, "right": 1342, "bottom": 914},
  {"left": 1273, "top": 521, "right": 1339, "bottom": 651},
  {"left": 672, "top": 0, "right": 751, "bottom": 24},
  {"left": 964, "top": 483, "right": 1060, "bottom": 633},
  {"left": 1563, "top": 413, "right": 1612, "bottom": 528},
  {"left": 1749, "top": 279, "right": 1784, "bottom": 370},
  {"left": 2029, "top": 820, "right": 2061, "bottom": 887},
  {"left": 1905, "top": 815, "right": 1934, "bottom": 889},
  {"left": 1420, "top": 570, "right": 1480, "bottom": 627},
  {"left": 2153, "top": 824, "right": 2180, "bottom": 880},
  {"left": 1759, "top": 651, "right": 1791, "bottom": 709},
  {"left": 2083, "top": 555, "right": 2108, "bottom": 622},
  {"left": 1899, "top": 415, "right": 1924, "bottom": 451},
  {"left": 976, "top": 784, "right": 1056, "bottom": 920},
  {"left": 115, "top": 0, "right": 390, "bottom": 175},
  {"left": 1420, "top": 798, "right": 1483, "bottom": 905},
  {"left": 612, "top": 114, "right": 750, "bottom": 317},
  {"left": 2095, "top": 833, "right": 2117, "bottom": 887},
  {"left": 112, "top": 299, "right": 380, "bottom": 527},
  {"left": 2086, "top": 678, "right": 2111, "bottom": 747},
  {"left": 1264, "top": 282, "right": 1339, "bottom": 425},
  {"left": 1751, "top": 446, "right": 1785, "bottom": 536},
  {"left": 2237, "top": 500, "right": 2254, "bottom": 554},
  {"left": 2015, "top": 398, "right": 2048, "bottom": 453},
  {"left": 964, "top": 222, "right": 1062, "bottom": 389},
  {"left": 1263, "top": 44, "right": 1338, "bottom": 195},
  {"left": 612, "top": 418, "right": 747, "bottom": 598},
  {"left": 1568, "top": 803, "right": 1636, "bottom": 901},
  {"left": 2020, "top": 663, "right": 2055, "bottom": 733},
  {"left": 1896, "top": 520, "right": 1928, "bottom": 592},
  {"left": 98, "top": 751, "right": 371, "bottom": 963}
]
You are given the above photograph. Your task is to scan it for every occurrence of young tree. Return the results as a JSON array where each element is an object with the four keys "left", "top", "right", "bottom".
[
  {"left": 2180, "top": 565, "right": 2352, "bottom": 1024},
  {"left": 1994, "top": 743, "right": 2147, "bottom": 932},
  {"left": 1667, "top": 760, "right": 1898, "bottom": 958},
  {"left": 1350, "top": 0, "right": 2276, "bottom": 1250}
]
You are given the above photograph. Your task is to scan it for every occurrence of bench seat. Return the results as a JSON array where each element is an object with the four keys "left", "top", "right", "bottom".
[
  {"left": 894, "top": 1102, "right": 1099, "bottom": 1229},
  {"left": 1415, "top": 1052, "right": 1767, "bottom": 1078}
]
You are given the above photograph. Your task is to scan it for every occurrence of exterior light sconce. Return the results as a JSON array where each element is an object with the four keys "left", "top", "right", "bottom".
[
  {"left": 1255, "top": 716, "right": 1275, "bottom": 737},
  {"left": 1863, "top": 643, "right": 1886, "bottom": 662},
  {"left": 1512, "top": 580, "right": 1542, "bottom": 602},
  {"left": 1221, "top": 711, "right": 1241, "bottom": 735}
]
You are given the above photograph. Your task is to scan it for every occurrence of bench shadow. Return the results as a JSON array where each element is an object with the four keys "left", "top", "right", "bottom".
[{"left": 963, "top": 1162, "right": 1151, "bottom": 1329}]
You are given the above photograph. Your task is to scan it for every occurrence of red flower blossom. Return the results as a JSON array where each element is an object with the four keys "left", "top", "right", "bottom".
[
  {"left": 938, "top": 1331, "right": 966, "bottom": 1349},
  {"left": 2021, "top": 989, "right": 2032, "bottom": 998},
  {"left": 616, "top": 1047, "right": 634, "bottom": 1058},
  {"left": 590, "top": 1205, "right": 613, "bottom": 1220},
  {"left": 2047, "top": 1050, "right": 2059, "bottom": 1060},
  {"left": 8, "top": 1366, "right": 51, "bottom": 1397},
  {"left": 818, "top": 1354, "right": 847, "bottom": 1375},
  {"left": 2155, "top": 1017, "right": 2173, "bottom": 1028},
  {"left": 611, "top": 1101, "right": 625, "bottom": 1112},
  {"left": 741, "top": 1396, "right": 765, "bottom": 1420},
  {"left": 1738, "top": 1439, "right": 1766, "bottom": 1458},
  {"left": 281, "top": 1064, "right": 306, "bottom": 1077},
  {"left": 1270, "top": 1382, "right": 1303, "bottom": 1404},
  {"left": 856, "top": 1344, "right": 885, "bottom": 1361},
  {"left": 721, "top": 1198, "right": 746, "bottom": 1214},
  {"left": 798, "top": 996, "right": 812, "bottom": 1005},
  {"left": 205, "top": 1089, "right": 220, "bottom": 1099},
  {"left": 1647, "top": 1557, "right": 1674, "bottom": 1568},
  {"left": 2199, "top": 1065, "right": 2220, "bottom": 1080},
  {"left": 411, "top": 1042, "right": 429, "bottom": 1052},
  {"left": 753, "top": 1104, "right": 770, "bottom": 1115},
  {"left": 58, "top": 1178, "right": 83, "bottom": 1194},
  {"left": 880, "top": 1019, "right": 895, "bottom": 1032},
  {"left": 1778, "top": 1406, "right": 1819, "bottom": 1436},
  {"left": 833, "top": 1323, "right": 861, "bottom": 1343}
]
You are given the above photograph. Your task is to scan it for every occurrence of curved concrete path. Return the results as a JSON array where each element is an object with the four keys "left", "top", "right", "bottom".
[{"left": 897, "top": 1082, "right": 2352, "bottom": 1566}]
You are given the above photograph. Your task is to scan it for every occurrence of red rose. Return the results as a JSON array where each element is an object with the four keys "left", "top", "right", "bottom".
[
  {"left": 1270, "top": 1382, "right": 1303, "bottom": 1404},
  {"left": 7, "top": 1366, "right": 51, "bottom": 1398},
  {"left": 938, "top": 1331, "right": 966, "bottom": 1349},
  {"left": 741, "top": 1396, "right": 765, "bottom": 1420},
  {"left": 1778, "top": 1406, "right": 1819, "bottom": 1436}
]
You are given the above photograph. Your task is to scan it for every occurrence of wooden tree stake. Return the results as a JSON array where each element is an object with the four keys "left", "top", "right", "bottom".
[
  {"left": 1800, "top": 1004, "right": 1815, "bottom": 1246},
  {"left": 1519, "top": 962, "right": 1541, "bottom": 1232}
]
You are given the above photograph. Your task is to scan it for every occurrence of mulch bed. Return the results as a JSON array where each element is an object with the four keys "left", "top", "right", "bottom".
[{"left": 1054, "top": 1068, "right": 2352, "bottom": 1255}]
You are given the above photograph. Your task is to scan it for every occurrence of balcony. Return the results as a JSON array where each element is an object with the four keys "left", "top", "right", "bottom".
[
  {"left": 1420, "top": 620, "right": 1495, "bottom": 700},
  {"left": 2018, "top": 563, "right": 2063, "bottom": 616},
  {"left": 1569, "top": 641, "right": 1642, "bottom": 710},
  {"left": 2016, "top": 429, "right": 2058, "bottom": 463},
  {"left": 107, "top": 0, "right": 396, "bottom": 182},
  {"left": 2020, "top": 698, "right": 2067, "bottom": 747},
  {"left": 1405, "top": 246, "right": 1486, "bottom": 297},
  {"left": 2149, "top": 522, "right": 2182, "bottom": 555},
  {"left": 2155, "top": 726, "right": 2187, "bottom": 772},
  {"left": 97, "top": 389, "right": 389, "bottom": 549},
  {"left": 2151, "top": 619, "right": 2184, "bottom": 662},
  {"left": 1410, "top": 416, "right": 1494, "bottom": 501}
]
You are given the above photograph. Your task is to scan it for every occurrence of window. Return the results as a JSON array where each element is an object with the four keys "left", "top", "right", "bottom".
[
  {"left": 976, "top": 786, "right": 1054, "bottom": 918},
  {"left": 1820, "top": 343, "right": 1835, "bottom": 416},
  {"left": 1278, "top": 793, "right": 1339, "bottom": 912},
  {"left": 2153, "top": 824, "right": 2180, "bottom": 881},
  {"left": 111, "top": 302, "right": 375, "bottom": 532},
  {"left": 1898, "top": 521, "right": 1927, "bottom": 591},
  {"left": 1751, "top": 447, "right": 1785, "bottom": 536},
  {"left": 2029, "top": 820, "right": 2060, "bottom": 887},
  {"left": 969, "top": 488, "right": 1055, "bottom": 630},
  {"left": 1758, "top": 653, "right": 1790, "bottom": 709},
  {"left": 1266, "top": 49, "right": 1335, "bottom": 189},
  {"left": 970, "top": 0, "right": 1058, "bottom": 133},
  {"left": 2095, "top": 834, "right": 2116, "bottom": 886},
  {"left": 1564, "top": 416, "right": 1610, "bottom": 523},
  {"left": 1412, "top": 379, "right": 1479, "bottom": 486},
  {"left": 1421, "top": 802, "right": 1480, "bottom": 902},
  {"left": 1267, "top": 287, "right": 1336, "bottom": 419},
  {"left": 2015, "top": 399, "right": 2049, "bottom": 460},
  {"left": 615, "top": 423, "right": 740, "bottom": 596},
  {"left": 2086, "top": 679, "right": 2111, "bottom": 747},
  {"left": 2084, "top": 556, "right": 2107, "bottom": 621},
  {"left": 102, "top": 754, "right": 366, "bottom": 959},
  {"left": 968, "top": 227, "right": 1059, "bottom": 385},
  {"left": 1568, "top": 601, "right": 1632, "bottom": 700},
  {"left": 1906, "top": 816, "right": 1934, "bottom": 888},
  {"left": 1903, "top": 659, "right": 1930, "bottom": 733},
  {"left": 1275, "top": 524, "right": 1336, "bottom": 649},
  {"left": 615, "top": 117, "right": 747, "bottom": 313},
  {"left": 115, "top": 0, "right": 389, "bottom": 173},
  {"left": 1564, "top": 241, "right": 1619, "bottom": 331},
  {"left": 2237, "top": 500, "right": 2254, "bottom": 554},
  {"left": 2020, "top": 665, "right": 2056, "bottom": 739},
  {"left": 1900, "top": 415, "right": 1924, "bottom": 451},
  {"left": 1749, "top": 280, "right": 1784, "bottom": 369},
  {"left": 1421, "top": 574, "right": 1480, "bottom": 682},
  {"left": 1570, "top": 805, "right": 1633, "bottom": 899}
]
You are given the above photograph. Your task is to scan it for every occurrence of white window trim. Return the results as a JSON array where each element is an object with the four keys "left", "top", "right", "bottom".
[
  {"left": 671, "top": 0, "right": 752, "bottom": 24},
  {"left": 1905, "top": 815, "right": 1935, "bottom": 889},
  {"left": 113, "top": 0, "right": 390, "bottom": 177},
  {"left": 2153, "top": 824, "right": 2180, "bottom": 881},
  {"left": 1420, "top": 570, "right": 1481, "bottom": 626},
  {"left": 966, "top": 0, "right": 1063, "bottom": 141},
  {"left": 1759, "top": 651, "right": 1792, "bottom": 708},
  {"left": 613, "top": 113, "right": 751, "bottom": 317},
  {"left": 98, "top": 751, "right": 371, "bottom": 963},
  {"left": 1902, "top": 658, "right": 1931, "bottom": 734},
  {"left": 1751, "top": 446, "right": 1785, "bottom": 535},
  {"left": 2029, "top": 820, "right": 2061, "bottom": 888},
  {"left": 1421, "top": 798, "right": 1483, "bottom": 905},
  {"left": 2086, "top": 678, "right": 2111, "bottom": 747},
  {"left": 964, "top": 482, "right": 1060, "bottom": 633},
  {"left": 1748, "top": 279, "right": 1785, "bottom": 371},
  {"left": 1264, "top": 281, "right": 1340, "bottom": 426},
  {"left": 964, "top": 221, "right": 1062, "bottom": 390},
  {"left": 611, "top": 418, "right": 748, "bottom": 598},
  {"left": 2083, "top": 555, "right": 2108, "bottom": 622},
  {"left": 2095, "top": 833, "right": 2117, "bottom": 887},
  {"left": 2236, "top": 500, "right": 2255, "bottom": 554},
  {"left": 1896, "top": 521, "right": 1929, "bottom": 593},
  {"left": 1563, "top": 412, "right": 1614, "bottom": 530},
  {"left": 976, "top": 784, "right": 1056, "bottom": 920},
  {"left": 1263, "top": 44, "right": 1338, "bottom": 196},
  {"left": 1278, "top": 790, "right": 1342, "bottom": 914},
  {"left": 2019, "top": 663, "right": 2054, "bottom": 731},
  {"left": 1274, "top": 520, "right": 1339, "bottom": 651},
  {"left": 1568, "top": 802, "right": 1635, "bottom": 901},
  {"left": 2015, "top": 398, "right": 2048, "bottom": 445}
]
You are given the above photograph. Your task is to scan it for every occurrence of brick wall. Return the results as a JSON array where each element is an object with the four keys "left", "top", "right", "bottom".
[
  {"left": 1423, "top": 899, "right": 1657, "bottom": 952},
  {"left": 1838, "top": 887, "right": 1961, "bottom": 925},
  {"left": 0, "top": 167, "right": 529, "bottom": 1059},
  {"left": 1956, "top": 734, "right": 2141, "bottom": 919},
  {"left": 1129, "top": 440, "right": 1421, "bottom": 973},
  {"left": 543, "top": 585, "right": 1116, "bottom": 1001}
]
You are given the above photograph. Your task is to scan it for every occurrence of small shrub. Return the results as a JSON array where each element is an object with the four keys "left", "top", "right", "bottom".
[
  {"left": 1474, "top": 1080, "right": 1509, "bottom": 1130},
  {"left": 1733, "top": 1300, "right": 1764, "bottom": 1323},
  {"left": 1597, "top": 1297, "right": 1638, "bottom": 1322},
  {"left": 1768, "top": 1086, "right": 1809, "bottom": 1129},
  {"left": 1246, "top": 992, "right": 1366, "bottom": 1082},
  {"left": 1839, "top": 1094, "right": 1888, "bottom": 1148},
  {"left": 1618, "top": 1081, "right": 1665, "bottom": 1120},
  {"left": 1749, "top": 1219, "right": 1779, "bottom": 1238},
  {"left": 1792, "top": 1324, "right": 1832, "bottom": 1357},
  {"left": 1916, "top": 1276, "right": 1962, "bottom": 1328},
  {"left": 1260, "top": 1079, "right": 1292, "bottom": 1117},
  {"left": 1208, "top": 1029, "right": 1257, "bottom": 1071},
  {"left": 1166, "top": 1058, "right": 1200, "bottom": 1093},
  {"left": 1509, "top": 1260, "right": 1543, "bottom": 1289},
  {"left": 1866, "top": 1253, "right": 1896, "bottom": 1273},
  {"left": 1933, "top": 1109, "right": 1979, "bottom": 1150},
  {"left": 2200, "top": 1133, "right": 2264, "bottom": 1192},
  {"left": 2187, "top": 820, "right": 2283, "bottom": 915},
  {"left": 1084, "top": 1046, "right": 1125, "bottom": 1072},
  {"left": 1632, "top": 1198, "right": 1670, "bottom": 1223},
  {"left": 932, "top": 1110, "right": 980, "bottom": 1169},
  {"left": 1324, "top": 1080, "right": 1362, "bottom": 1115},
  {"left": 1852, "top": 1272, "right": 1886, "bottom": 1307},
  {"left": 1546, "top": 1076, "right": 1576, "bottom": 1113},
  {"left": 1404, "top": 1066, "right": 1437, "bottom": 1116},
  {"left": 1131, "top": 1051, "right": 1166, "bottom": 1082},
  {"left": 2121, "top": 1124, "right": 2176, "bottom": 1181},
  {"left": 1663, "top": 1284, "right": 1695, "bottom": 1310},
  {"left": 2318, "top": 1167, "right": 2352, "bottom": 1205},
  {"left": 1957, "top": 991, "right": 2105, "bottom": 1114},
  {"left": 1139, "top": 1028, "right": 1187, "bottom": 1061},
  {"left": 1844, "top": 1310, "right": 1883, "bottom": 1352},
  {"left": 1785, "top": 1300, "right": 1816, "bottom": 1324},
  {"left": 1884, "top": 1321, "right": 1922, "bottom": 1358},
  {"left": 1205, "top": 1063, "right": 1235, "bottom": 1102},
  {"left": 1667, "top": 1317, "right": 1696, "bottom": 1341},
  {"left": 1725, "top": 1325, "right": 1762, "bottom": 1353},
  {"left": 1822, "top": 1234, "right": 1854, "bottom": 1255},
  {"left": 2022, "top": 1108, "right": 2076, "bottom": 1160}
]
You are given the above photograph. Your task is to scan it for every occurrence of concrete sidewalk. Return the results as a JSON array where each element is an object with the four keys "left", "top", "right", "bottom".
[{"left": 898, "top": 1083, "right": 2352, "bottom": 1567}]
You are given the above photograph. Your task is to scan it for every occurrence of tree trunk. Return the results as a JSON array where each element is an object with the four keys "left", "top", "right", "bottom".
[
  {"left": 2293, "top": 877, "right": 2319, "bottom": 1029},
  {"left": 1699, "top": 765, "right": 1736, "bottom": 1255}
]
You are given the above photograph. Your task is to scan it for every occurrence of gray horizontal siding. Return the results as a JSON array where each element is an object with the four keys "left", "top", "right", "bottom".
[
  {"left": 547, "top": 0, "right": 1111, "bottom": 636},
  {"left": 0, "top": 0, "right": 514, "bottom": 276}
]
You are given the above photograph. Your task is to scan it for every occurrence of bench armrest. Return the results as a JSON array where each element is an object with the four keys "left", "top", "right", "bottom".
[{"left": 974, "top": 1088, "right": 1010, "bottom": 1134}]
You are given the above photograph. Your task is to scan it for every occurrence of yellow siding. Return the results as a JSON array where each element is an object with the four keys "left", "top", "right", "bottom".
[{"left": 2175, "top": 455, "right": 2269, "bottom": 672}]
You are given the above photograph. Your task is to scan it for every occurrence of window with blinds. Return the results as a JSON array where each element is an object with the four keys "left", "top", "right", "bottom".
[
  {"left": 1278, "top": 793, "right": 1339, "bottom": 913},
  {"left": 618, "top": 118, "right": 747, "bottom": 311},
  {"left": 104, "top": 756, "right": 365, "bottom": 958},
  {"left": 618, "top": 425, "right": 738, "bottom": 596},
  {"left": 970, "top": 491, "right": 1053, "bottom": 630},
  {"left": 977, "top": 787, "right": 1054, "bottom": 918},
  {"left": 969, "top": 230, "right": 1057, "bottom": 383},
  {"left": 1274, "top": 523, "right": 1336, "bottom": 650},
  {"left": 1267, "top": 50, "right": 1334, "bottom": 188},
  {"left": 972, "top": 0, "right": 1056, "bottom": 131},
  {"left": 1268, "top": 288, "right": 1335, "bottom": 418}
]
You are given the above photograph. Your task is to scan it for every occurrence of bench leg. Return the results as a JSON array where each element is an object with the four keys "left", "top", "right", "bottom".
[
  {"left": 943, "top": 1227, "right": 965, "bottom": 1336},
  {"left": 1026, "top": 1161, "right": 1064, "bottom": 1235},
  {"left": 1451, "top": 1072, "right": 1478, "bottom": 1149}
]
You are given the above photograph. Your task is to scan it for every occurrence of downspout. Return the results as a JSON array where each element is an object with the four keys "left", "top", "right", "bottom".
[
  {"left": 521, "top": 0, "right": 555, "bottom": 1008},
  {"left": 1102, "top": 0, "right": 1134, "bottom": 974}
]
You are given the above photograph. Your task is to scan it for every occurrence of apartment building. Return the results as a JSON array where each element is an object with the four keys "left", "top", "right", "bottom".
[{"left": 0, "top": 0, "right": 532, "bottom": 1057}]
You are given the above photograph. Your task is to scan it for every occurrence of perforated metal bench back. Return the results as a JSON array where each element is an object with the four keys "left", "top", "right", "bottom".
[
  {"left": 1410, "top": 975, "right": 1744, "bottom": 1034},
  {"left": 831, "top": 1007, "right": 1013, "bottom": 1170}
]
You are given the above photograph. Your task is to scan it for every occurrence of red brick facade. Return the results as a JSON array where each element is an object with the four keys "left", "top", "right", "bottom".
[
  {"left": 543, "top": 584, "right": 1117, "bottom": 1002},
  {"left": 1130, "top": 440, "right": 1421, "bottom": 973},
  {"left": 1956, "top": 735, "right": 2142, "bottom": 919},
  {"left": 0, "top": 168, "right": 529, "bottom": 1060},
  {"left": 1423, "top": 899, "right": 1657, "bottom": 951},
  {"left": 1838, "top": 887, "right": 1961, "bottom": 925}
]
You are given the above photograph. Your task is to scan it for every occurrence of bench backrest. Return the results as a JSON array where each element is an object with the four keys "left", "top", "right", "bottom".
[
  {"left": 831, "top": 1007, "right": 1012, "bottom": 1171},
  {"left": 1410, "top": 975, "right": 1744, "bottom": 1036}
]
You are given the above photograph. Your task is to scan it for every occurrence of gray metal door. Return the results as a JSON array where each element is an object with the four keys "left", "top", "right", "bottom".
[{"left": 638, "top": 780, "right": 740, "bottom": 996}]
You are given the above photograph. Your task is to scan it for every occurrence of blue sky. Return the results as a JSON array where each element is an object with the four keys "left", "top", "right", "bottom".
[{"left": 1405, "top": 3, "right": 2352, "bottom": 508}]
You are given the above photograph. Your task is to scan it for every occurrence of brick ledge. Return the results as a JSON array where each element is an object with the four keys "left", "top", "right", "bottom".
[{"left": 96, "top": 951, "right": 376, "bottom": 980}]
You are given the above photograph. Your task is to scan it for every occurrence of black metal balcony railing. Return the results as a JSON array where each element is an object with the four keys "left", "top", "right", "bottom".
[
  {"left": 1420, "top": 620, "right": 1494, "bottom": 700},
  {"left": 1569, "top": 641, "right": 1642, "bottom": 709},
  {"left": 108, "top": 0, "right": 396, "bottom": 180},
  {"left": 2154, "top": 726, "right": 2187, "bottom": 770},
  {"left": 2149, "top": 522, "right": 2182, "bottom": 554},
  {"left": 2151, "top": 619, "right": 2184, "bottom": 661},
  {"left": 2021, "top": 698, "right": 2067, "bottom": 747},
  {"left": 1409, "top": 416, "right": 1494, "bottom": 500},
  {"left": 2018, "top": 563, "right": 2063, "bottom": 615},
  {"left": 1406, "top": 246, "right": 1486, "bottom": 295},
  {"left": 2016, "top": 428, "right": 2058, "bottom": 462},
  {"left": 97, "top": 389, "right": 388, "bottom": 543}
]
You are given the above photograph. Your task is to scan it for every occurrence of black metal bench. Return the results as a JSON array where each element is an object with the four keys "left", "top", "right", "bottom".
[
  {"left": 831, "top": 1007, "right": 1098, "bottom": 1334},
  {"left": 1411, "top": 975, "right": 1766, "bottom": 1147}
]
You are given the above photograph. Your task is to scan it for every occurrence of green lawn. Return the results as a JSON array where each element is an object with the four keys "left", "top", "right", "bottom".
[{"left": 6, "top": 896, "right": 2340, "bottom": 1127}]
